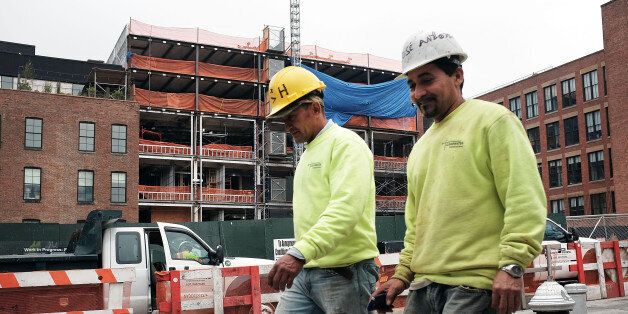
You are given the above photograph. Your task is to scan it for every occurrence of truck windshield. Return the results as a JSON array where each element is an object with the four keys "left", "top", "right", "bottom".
[
  {"left": 544, "top": 220, "right": 568, "bottom": 242},
  {"left": 165, "top": 230, "right": 210, "bottom": 264}
]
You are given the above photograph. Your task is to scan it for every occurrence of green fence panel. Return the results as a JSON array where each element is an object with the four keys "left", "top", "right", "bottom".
[
  {"left": 264, "top": 218, "right": 294, "bottom": 260},
  {"left": 375, "top": 216, "right": 398, "bottom": 242},
  {"left": 394, "top": 215, "right": 407, "bottom": 240},
  {"left": 182, "top": 221, "right": 222, "bottom": 249},
  {"left": 220, "top": 220, "right": 266, "bottom": 258}
]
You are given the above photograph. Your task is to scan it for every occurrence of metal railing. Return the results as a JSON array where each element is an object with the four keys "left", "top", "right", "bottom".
[
  {"left": 139, "top": 143, "right": 192, "bottom": 155},
  {"left": 567, "top": 214, "right": 628, "bottom": 240},
  {"left": 201, "top": 192, "right": 254, "bottom": 204},
  {"left": 376, "top": 196, "right": 406, "bottom": 210},
  {"left": 374, "top": 159, "right": 407, "bottom": 172},
  {"left": 201, "top": 147, "right": 254, "bottom": 159}
]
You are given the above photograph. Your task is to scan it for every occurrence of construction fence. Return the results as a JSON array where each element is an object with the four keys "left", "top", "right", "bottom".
[
  {"left": 0, "top": 216, "right": 407, "bottom": 259},
  {"left": 567, "top": 214, "right": 628, "bottom": 241}
]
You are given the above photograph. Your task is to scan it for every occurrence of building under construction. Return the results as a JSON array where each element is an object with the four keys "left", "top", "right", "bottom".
[{"left": 107, "top": 19, "right": 422, "bottom": 222}]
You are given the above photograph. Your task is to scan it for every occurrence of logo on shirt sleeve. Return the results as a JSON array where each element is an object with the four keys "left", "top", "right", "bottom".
[{"left": 308, "top": 162, "right": 322, "bottom": 169}]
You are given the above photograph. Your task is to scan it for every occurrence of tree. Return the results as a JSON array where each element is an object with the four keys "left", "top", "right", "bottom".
[
  {"left": 18, "top": 61, "right": 34, "bottom": 91},
  {"left": 43, "top": 82, "right": 53, "bottom": 93}
]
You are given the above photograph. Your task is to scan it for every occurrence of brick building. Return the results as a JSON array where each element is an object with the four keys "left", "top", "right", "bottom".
[
  {"left": 0, "top": 90, "right": 139, "bottom": 223},
  {"left": 477, "top": 0, "right": 626, "bottom": 215}
]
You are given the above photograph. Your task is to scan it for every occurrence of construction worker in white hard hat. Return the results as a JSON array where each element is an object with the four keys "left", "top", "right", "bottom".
[
  {"left": 371, "top": 31, "right": 546, "bottom": 314},
  {"left": 266, "top": 66, "right": 379, "bottom": 313}
]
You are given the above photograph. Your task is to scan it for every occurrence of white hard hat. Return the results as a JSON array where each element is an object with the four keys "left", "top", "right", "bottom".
[{"left": 401, "top": 30, "right": 468, "bottom": 74}]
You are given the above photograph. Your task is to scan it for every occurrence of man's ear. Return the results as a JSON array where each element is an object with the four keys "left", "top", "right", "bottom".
[{"left": 454, "top": 67, "right": 464, "bottom": 87}]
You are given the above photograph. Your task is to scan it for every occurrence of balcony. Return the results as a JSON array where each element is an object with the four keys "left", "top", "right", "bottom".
[
  {"left": 139, "top": 185, "right": 192, "bottom": 202},
  {"left": 201, "top": 188, "right": 254, "bottom": 204},
  {"left": 139, "top": 139, "right": 192, "bottom": 156},
  {"left": 201, "top": 144, "right": 254, "bottom": 160}
]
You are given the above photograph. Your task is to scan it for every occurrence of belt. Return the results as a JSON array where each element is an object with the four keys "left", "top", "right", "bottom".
[{"left": 328, "top": 266, "right": 353, "bottom": 280}]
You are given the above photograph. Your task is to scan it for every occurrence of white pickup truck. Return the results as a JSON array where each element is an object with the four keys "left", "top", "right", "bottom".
[{"left": 0, "top": 210, "right": 273, "bottom": 313}]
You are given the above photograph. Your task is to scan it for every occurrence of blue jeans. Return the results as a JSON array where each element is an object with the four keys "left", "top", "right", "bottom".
[
  {"left": 275, "top": 259, "right": 379, "bottom": 314},
  {"left": 404, "top": 282, "right": 495, "bottom": 314}
]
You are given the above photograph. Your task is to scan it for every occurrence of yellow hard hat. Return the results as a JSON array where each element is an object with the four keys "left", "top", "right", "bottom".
[{"left": 266, "top": 66, "right": 326, "bottom": 119}]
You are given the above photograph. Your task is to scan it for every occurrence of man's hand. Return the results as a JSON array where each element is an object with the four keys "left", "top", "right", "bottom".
[
  {"left": 371, "top": 278, "right": 407, "bottom": 310},
  {"left": 491, "top": 270, "right": 523, "bottom": 314},
  {"left": 267, "top": 254, "right": 305, "bottom": 291}
]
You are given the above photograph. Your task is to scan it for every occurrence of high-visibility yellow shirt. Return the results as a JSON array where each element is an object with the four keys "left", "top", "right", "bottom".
[
  {"left": 393, "top": 99, "right": 546, "bottom": 290},
  {"left": 293, "top": 122, "right": 379, "bottom": 268}
]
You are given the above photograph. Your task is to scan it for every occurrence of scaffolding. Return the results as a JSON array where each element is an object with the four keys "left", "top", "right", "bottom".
[{"left": 111, "top": 19, "right": 417, "bottom": 222}]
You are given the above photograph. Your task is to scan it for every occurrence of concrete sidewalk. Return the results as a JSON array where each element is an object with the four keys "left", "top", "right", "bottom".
[
  {"left": 390, "top": 296, "right": 628, "bottom": 313},
  {"left": 516, "top": 296, "right": 628, "bottom": 314}
]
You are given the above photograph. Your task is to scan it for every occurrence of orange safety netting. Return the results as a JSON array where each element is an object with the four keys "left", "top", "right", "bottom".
[
  {"left": 139, "top": 185, "right": 191, "bottom": 193},
  {"left": 140, "top": 139, "right": 188, "bottom": 147},
  {"left": 371, "top": 116, "right": 417, "bottom": 132},
  {"left": 345, "top": 115, "right": 368, "bottom": 128},
  {"left": 128, "top": 19, "right": 401, "bottom": 73},
  {"left": 129, "top": 54, "right": 259, "bottom": 82},
  {"left": 201, "top": 143, "right": 253, "bottom": 159},
  {"left": 374, "top": 156, "right": 408, "bottom": 162},
  {"left": 299, "top": 45, "right": 401, "bottom": 73},
  {"left": 202, "top": 188, "right": 253, "bottom": 195},
  {"left": 133, "top": 87, "right": 259, "bottom": 116},
  {"left": 376, "top": 195, "right": 407, "bottom": 201},
  {"left": 129, "top": 19, "right": 261, "bottom": 51}
]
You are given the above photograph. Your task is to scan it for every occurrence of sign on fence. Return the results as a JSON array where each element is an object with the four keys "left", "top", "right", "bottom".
[{"left": 273, "top": 238, "right": 295, "bottom": 260}]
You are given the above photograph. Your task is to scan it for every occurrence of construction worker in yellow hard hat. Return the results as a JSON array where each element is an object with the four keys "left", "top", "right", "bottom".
[
  {"left": 371, "top": 30, "right": 546, "bottom": 314},
  {"left": 266, "top": 65, "right": 379, "bottom": 313}
]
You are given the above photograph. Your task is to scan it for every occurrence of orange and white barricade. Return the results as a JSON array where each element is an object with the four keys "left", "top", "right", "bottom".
[
  {"left": 0, "top": 267, "right": 135, "bottom": 313},
  {"left": 156, "top": 265, "right": 280, "bottom": 314},
  {"left": 569, "top": 240, "right": 628, "bottom": 300}
]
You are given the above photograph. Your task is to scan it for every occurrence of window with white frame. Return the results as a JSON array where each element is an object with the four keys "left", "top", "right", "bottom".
[
  {"left": 25, "top": 117, "right": 42, "bottom": 149},
  {"left": 24, "top": 167, "right": 41, "bottom": 201},
  {"left": 79, "top": 122, "right": 95, "bottom": 152},
  {"left": 111, "top": 172, "right": 126, "bottom": 203},
  {"left": 111, "top": 124, "right": 127, "bottom": 154},
  {"left": 78, "top": 170, "right": 94, "bottom": 203}
]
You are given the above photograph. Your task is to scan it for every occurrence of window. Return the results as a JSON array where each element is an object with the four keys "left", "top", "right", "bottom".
[
  {"left": 563, "top": 116, "right": 579, "bottom": 146},
  {"left": 527, "top": 127, "right": 540, "bottom": 154},
  {"left": 79, "top": 122, "right": 95, "bottom": 152},
  {"left": 569, "top": 196, "right": 584, "bottom": 216},
  {"left": 588, "top": 150, "right": 604, "bottom": 181},
  {"left": 566, "top": 156, "right": 582, "bottom": 185},
  {"left": 585, "top": 110, "right": 601, "bottom": 141},
  {"left": 590, "top": 193, "right": 606, "bottom": 215},
  {"left": 509, "top": 97, "right": 521, "bottom": 119},
  {"left": 548, "top": 159, "right": 562, "bottom": 188},
  {"left": 602, "top": 66, "right": 607, "bottom": 96},
  {"left": 111, "top": 124, "right": 127, "bottom": 153},
  {"left": 550, "top": 199, "right": 564, "bottom": 214},
  {"left": 582, "top": 70, "right": 598, "bottom": 101},
  {"left": 561, "top": 78, "right": 576, "bottom": 107},
  {"left": 537, "top": 163, "right": 542, "bottom": 177},
  {"left": 1, "top": 76, "right": 15, "bottom": 89},
  {"left": 544, "top": 85, "right": 558, "bottom": 113},
  {"left": 165, "top": 230, "right": 210, "bottom": 264},
  {"left": 24, "top": 167, "right": 41, "bottom": 201},
  {"left": 116, "top": 232, "right": 142, "bottom": 264},
  {"left": 78, "top": 170, "right": 94, "bottom": 203},
  {"left": 525, "top": 91, "right": 538, "bottom": 119},
  {"left": 25, "top": 118, "right": 42, "bottom": 148},
  {"left": 609, "top": 148, "right": 613, "bottom": 178},
  {"left": 546, "top": 121, "right": 560, "bottom": 150},
  {"left": 605, "top": 107, "right": 611, "bottom": 136},
  {"left": 111, "top": 172, "right": 126, "bottom": 203}
]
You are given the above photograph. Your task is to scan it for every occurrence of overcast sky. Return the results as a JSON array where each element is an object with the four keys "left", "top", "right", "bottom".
[{"left": 1, "top": 0, "right": 609, "bottom": 97}]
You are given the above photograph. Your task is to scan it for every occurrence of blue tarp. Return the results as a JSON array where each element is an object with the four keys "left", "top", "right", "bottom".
[{"left": 302, "top": 65, "right": 416, "bottom": 126}]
